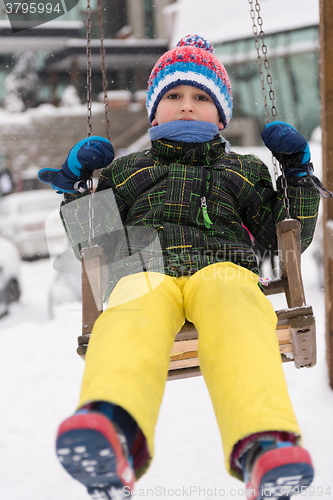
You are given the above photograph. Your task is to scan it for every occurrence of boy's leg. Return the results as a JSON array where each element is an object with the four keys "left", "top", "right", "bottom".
[
  {"left": 60, "top": 272, "right": 185, "bottom": 481},
  {"left": 182, "top": 262, "right": 302, "bottom": 478}
]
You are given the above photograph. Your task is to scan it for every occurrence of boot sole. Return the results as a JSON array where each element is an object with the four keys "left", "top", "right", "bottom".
[
  {"left": 246, "top": 446, "right": 314, "bottom": 499},
  {"left": 56, "top": 413, "right": 135, "bottom": 498}
]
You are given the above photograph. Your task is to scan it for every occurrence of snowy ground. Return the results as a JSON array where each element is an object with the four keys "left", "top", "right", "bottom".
[
  {"left": 0, "top": 135, "right": 329, "bottom": 499},
  {"left": 0, "top": 235, "right": 332, "bottom": 500}
]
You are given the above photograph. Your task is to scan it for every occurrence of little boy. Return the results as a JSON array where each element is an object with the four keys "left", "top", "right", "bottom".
[{"left": 39, "top": 35, "right": 320, "bottom": 500}]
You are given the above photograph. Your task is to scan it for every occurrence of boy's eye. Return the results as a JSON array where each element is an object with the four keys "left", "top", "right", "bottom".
[
  {"left": 166, "top": 93, "right": 180, "bottom": 99},
  {"left": 196, "top": 94, "right": 209, "bottom": 101}
]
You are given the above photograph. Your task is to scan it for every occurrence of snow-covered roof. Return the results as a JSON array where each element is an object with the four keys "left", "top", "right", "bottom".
[
  {"left": 0, "top": 20, "right": 85, "bottom": 54},
  {"left": 170, "top": 0, "right": 320, "bottom": 46}
]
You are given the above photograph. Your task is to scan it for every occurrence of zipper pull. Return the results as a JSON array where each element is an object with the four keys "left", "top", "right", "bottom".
[{"left": 200, "top": 196, "right": 213, "bottom": 228}]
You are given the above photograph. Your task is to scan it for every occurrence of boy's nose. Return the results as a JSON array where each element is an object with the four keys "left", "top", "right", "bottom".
[{"left": 181, "top": 99, "right": 194, "bottom": 112}]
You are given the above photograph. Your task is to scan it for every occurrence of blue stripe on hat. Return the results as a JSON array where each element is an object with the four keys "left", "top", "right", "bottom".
[
  {"left": 146, "top": 61, "right": 232, "bottom": 127},
  {"left": 147, "top": 61, "right": 232, "bottom": 106}
]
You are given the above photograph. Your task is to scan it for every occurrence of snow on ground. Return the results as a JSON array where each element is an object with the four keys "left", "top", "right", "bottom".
[
  {"left": 0, "top": 102, "right": 106, "bottom": 125},
  {"left": 0, "top": 236, "right": 332, "bottom": 500}
]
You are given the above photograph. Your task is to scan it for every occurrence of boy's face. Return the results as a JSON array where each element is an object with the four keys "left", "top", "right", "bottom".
[{"left": 151, "top": 85, "right": 224, "bottom": 129}]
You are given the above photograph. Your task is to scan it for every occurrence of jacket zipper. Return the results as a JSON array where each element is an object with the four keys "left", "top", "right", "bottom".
[{"left": 200, "top": 167, "right": 213, "bottom": 229}]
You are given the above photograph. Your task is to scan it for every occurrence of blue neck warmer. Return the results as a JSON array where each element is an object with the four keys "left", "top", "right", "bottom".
[{"left": 148, "top": 120, "right": 219, "bottom": 143}]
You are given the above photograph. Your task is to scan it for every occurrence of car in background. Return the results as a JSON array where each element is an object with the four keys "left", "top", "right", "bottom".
[
  {"left": 0, "top": 234, "right": 21, "bottom": 317},
  {"left": 0, "top": 190, "right": 65, "bottom": 260},
  {"left": 48, "top": 246, "right": 82, "bottom": 318}
]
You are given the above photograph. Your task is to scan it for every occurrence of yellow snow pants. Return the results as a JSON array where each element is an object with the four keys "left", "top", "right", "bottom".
[{"left": 79, "top": 262, "right": 300, "bottom": 479}]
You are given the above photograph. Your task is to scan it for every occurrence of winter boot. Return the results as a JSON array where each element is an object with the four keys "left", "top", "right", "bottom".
[
  {"left": 241, "top": 439, "right": 314, "bottom": 500},
  {"left": 56, "top": 406, "right": 136, "bottom": 500}
]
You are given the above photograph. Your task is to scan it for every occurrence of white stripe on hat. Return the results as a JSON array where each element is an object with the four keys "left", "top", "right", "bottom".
[{"left": 146, "top": 70, "right": 232, "bottom": 124}]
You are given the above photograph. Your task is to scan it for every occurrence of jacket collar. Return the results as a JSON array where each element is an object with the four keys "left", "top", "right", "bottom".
[{"left": 150, "top": 135, "right": 225, "bottom": 165}]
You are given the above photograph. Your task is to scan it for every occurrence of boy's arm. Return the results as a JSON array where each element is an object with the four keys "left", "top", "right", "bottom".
[
  {"left": 38, "top": 136, "right": 122, "bottom": 259},
  {"left": 260, "top": 121, "right": 321, "bottom": 252},
  {"left": 38, "top": 136, "right": 114, "bottom": 194},
  {"left": 241, "top": 156, "right": 320, "bottom": 254}
]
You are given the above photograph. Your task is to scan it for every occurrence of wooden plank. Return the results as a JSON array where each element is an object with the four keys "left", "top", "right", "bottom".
[
  {"left": 170, "top": 339, "right": 198, "bottom": 354},
  {"left": 276, "top": 220, "right": 305, "bottom": 308},
  {"left": 276, "top": 305, "right": 313, "bottom": 321},
  {"left": 326, "top": 243, "right": 333, "bottom": 384},
  {"left": 175, "top": 308, "right": 312, "bottom": 340},
  {"left": 290, "top": 315, "right": 316, "bottom": 368},
  {"left": 168, "top": 333, "right": 294, "bottom": 377},
  {"left": 319, "top": 0, "right": 333, "bottom": 388},
  {"left": 276, "top": 326, "right": 291, "bottom": 345},
  {"left": 170, "top": 351, "right": 198, "bottom": 362},
  {"left": 263, "top": 278, "right": 288, "bottom": 296},
  {"left": 175, "top": 325, "right": 198, "bottom": 341},
  {"left": 77, "top": 344, "right": 88, "bottom": 359},
  {"left": 280, "top": 344, "right": 293, "bottom": 354},
  {"left": 81, "top": 245, "right": 104, "bottom": 335},
  {"left": 276, "top": 219, "right": 301, "bottom": 277},
  {"left": 81, "top": 262, "right": 100, "bottom": 335},
  {"left": 78, "top": 334, "right": 91, "bottom": 345},
  {"left": 169, "top": 357, "right": 200, "bottom": 370},
  {"left": 167, "top": 366, "right": 201, "bottom": 381}
]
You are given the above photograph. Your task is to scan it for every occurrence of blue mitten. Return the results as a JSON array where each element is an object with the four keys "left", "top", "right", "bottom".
[
  {"left": 38, "top": 136, "right": 114, "bottom": 193},
  {"left": 261, "top": 121, "right": 313, "bottom": 177}
]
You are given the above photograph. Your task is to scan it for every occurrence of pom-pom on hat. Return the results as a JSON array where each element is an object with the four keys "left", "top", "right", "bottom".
[{"left": 146, "top": 34, "right": 233, "bottom": 129}]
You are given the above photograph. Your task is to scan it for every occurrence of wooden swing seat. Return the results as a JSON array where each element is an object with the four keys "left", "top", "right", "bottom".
[{"left": 77, "top": 219, "right": 316, "bottom": 380}]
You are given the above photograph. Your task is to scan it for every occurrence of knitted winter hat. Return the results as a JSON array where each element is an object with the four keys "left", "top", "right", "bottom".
[{"left": 146, "top": 34, "right": 233, "bottom": 129}]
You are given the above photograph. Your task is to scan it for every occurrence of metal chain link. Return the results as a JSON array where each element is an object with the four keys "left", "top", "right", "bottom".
[
  {"left": 253, "top": 0, "right": 278, "bottom": 121},
  {"left": 280, "top": 168, "right": 291, "bottom": 219},
  {"left": 86, "top": 0, "right": 94, "bottom": 245},
  {"left": 249, "top": 0, "right": 270, "bottom": 123},
  {"left": 248, "top": 0, "right": 290, "bottom": 218},
  {"left": 86, "top": 0, "right": 93, "bottom": 138},
  {"left": 85, "top": 0, "right": 112, "bottom": 244},
  {"left": 98, "top": 0, "right": 111, "bottom": 142}
]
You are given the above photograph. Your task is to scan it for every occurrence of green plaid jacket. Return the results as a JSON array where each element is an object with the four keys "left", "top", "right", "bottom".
[{"left": 61, "top": 136, "right": 320, "bottom": 293}]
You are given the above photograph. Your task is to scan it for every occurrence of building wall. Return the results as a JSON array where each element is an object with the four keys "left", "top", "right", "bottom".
[
  {"left": 215, "top": 26, "right": 320, "bottom": 140},
  {"left": 127, "top": 0, "right": 145, "bottom": 39},
  {"left": 127, "top": 0, "right": 175, "bottom": 39}
]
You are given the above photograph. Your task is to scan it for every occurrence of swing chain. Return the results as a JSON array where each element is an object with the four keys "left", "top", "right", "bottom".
[
  {"left": 86, "top": 0, "right": 92, "bottom": 137},
  {"left": 249, "top": 0, "right": 290, "bottom": 217},
  {"left": 86, "top": 0, "right": 93, "bottom": 138},
  {"left": 252, "top": 0, "right": 290, "bottom": 217},
  {"left": 86, "top": 0, "right": 94, "bottom": 244},
  {"left": 248, "top": 0, "right": 278, "bottom": 123},
  {"left": 249, "top": 0, "right": 269, "bottom": 123},
  {"left": 254, "top": 3, "right": 277, "bottom": 118},
  {"left": 280, "top": 169, "right": 291, "bottom": 219},
  {"left": 85, "top": 0, "right": 111, "bottom": 244},
  {"left": 98, "top": 0, "right": 111, "bottom": 142}
]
